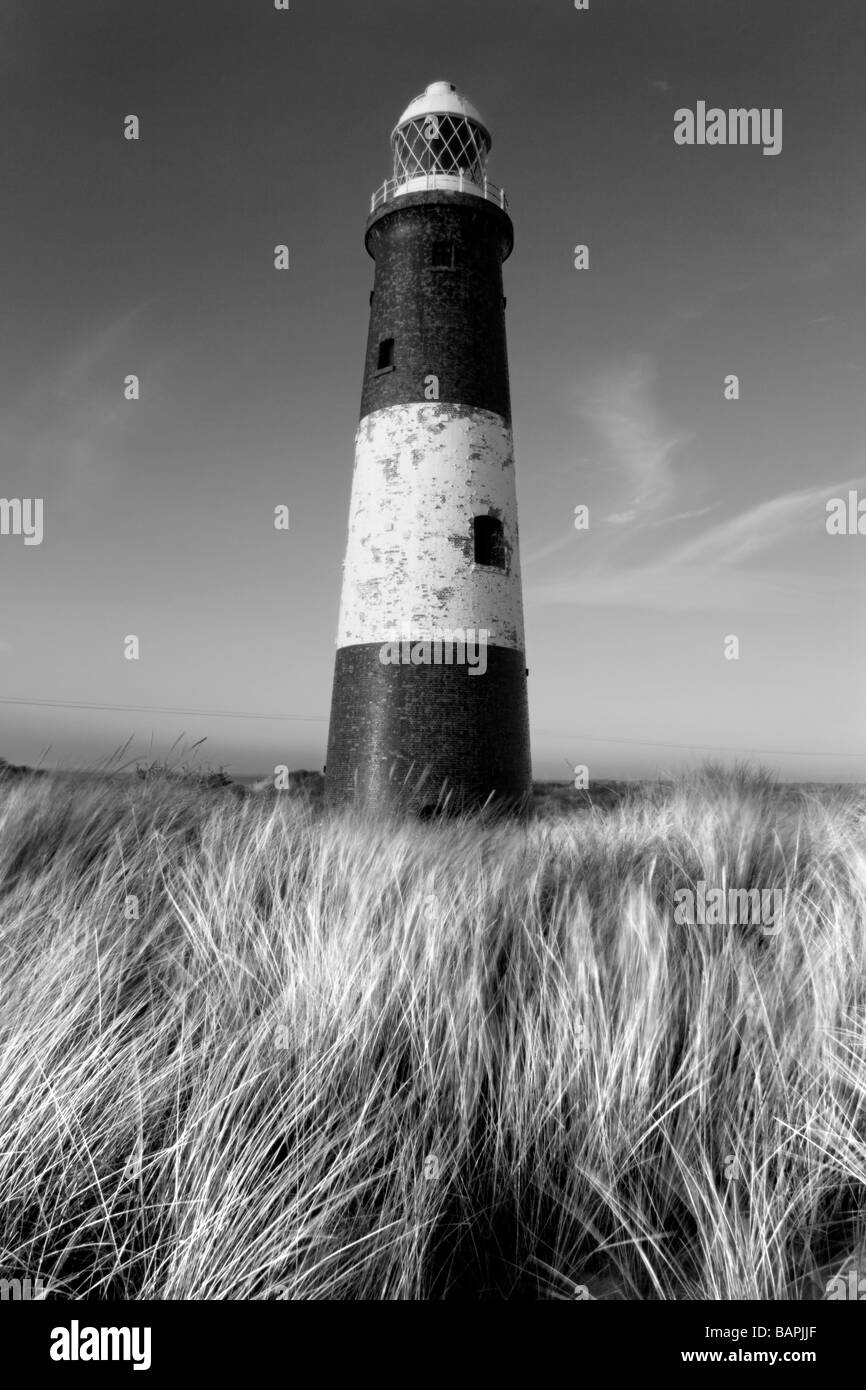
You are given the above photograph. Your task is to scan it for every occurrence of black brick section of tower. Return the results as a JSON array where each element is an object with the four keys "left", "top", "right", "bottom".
[
  {"left": 361, "top": 192, "right": 513, "bottom": 422},
  {"left": 325, "top": 644, "right": 531, "bottom": 814}
]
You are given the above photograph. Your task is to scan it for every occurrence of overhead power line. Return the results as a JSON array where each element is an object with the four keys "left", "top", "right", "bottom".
[
  {"left": 536, "top": 729, "right": 866, "bottom": 758},
  {"left": 0, "top": 695, "right": 327, "bottom": 723},
  {"left": 0, "top": 695, "right": 862, "bottom": 759}
]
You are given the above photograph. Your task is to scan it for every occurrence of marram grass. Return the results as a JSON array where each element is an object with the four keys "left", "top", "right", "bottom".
[{"left": 0, "top": 766, "right": 863, "bottom": 1299}]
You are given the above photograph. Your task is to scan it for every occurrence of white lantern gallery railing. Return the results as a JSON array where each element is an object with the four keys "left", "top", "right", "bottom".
[{"left": 370, "top": 171, "right": 508, "bottom": 214}]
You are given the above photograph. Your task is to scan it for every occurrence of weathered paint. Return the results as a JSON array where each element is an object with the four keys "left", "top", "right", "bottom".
[{"left": 336, "top": 402, "right": 525, "bottom": 650}]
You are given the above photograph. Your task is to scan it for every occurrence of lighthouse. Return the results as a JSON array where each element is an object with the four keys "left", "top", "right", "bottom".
[{"left": 325, "top": 81, "right": 531, "bottom": 813}]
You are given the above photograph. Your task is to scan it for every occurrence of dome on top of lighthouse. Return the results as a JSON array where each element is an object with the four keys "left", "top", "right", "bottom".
[{"left": 393, "top": 81, "right": 490, "bottom": 144}]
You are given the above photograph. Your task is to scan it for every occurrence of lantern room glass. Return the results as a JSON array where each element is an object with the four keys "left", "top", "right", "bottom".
[{"left": 392, "top": 115, "right": 490, "bottom": 187}]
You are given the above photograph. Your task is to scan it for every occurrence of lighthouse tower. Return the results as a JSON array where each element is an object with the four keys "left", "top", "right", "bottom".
[{"left": 325, "top": 81, "right": 531, "bottom": 813}]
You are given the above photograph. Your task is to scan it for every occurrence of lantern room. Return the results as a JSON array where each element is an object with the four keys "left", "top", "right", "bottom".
[{"left": 370, "top": 81, "right": 507, "bottom": 212}]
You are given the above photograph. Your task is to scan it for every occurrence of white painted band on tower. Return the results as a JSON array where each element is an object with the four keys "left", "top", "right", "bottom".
[{"left": 336, "top": 402, "right": 525, "bottom": 651}]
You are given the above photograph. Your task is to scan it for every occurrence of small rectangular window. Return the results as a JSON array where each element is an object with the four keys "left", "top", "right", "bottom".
[
  {"left": 473, "top": 514, "right": 506, "bottom": 569},
  {"left": 377, "top": 337, "right": 394, "bottom": 370},
  {"left": 431, "top": 240, "right": 458, "bottom": 269}
]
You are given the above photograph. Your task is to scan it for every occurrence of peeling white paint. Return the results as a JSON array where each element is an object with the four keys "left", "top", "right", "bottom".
[{"left": 336, "top": 403, "right": 526, "bottom": 650}]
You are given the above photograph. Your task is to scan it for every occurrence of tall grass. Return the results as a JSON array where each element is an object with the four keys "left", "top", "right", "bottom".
[{"left": 0, "top": 767, "right": 863, "bottom": 1299}]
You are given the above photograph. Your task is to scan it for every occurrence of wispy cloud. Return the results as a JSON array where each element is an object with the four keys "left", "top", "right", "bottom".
[
  {"left": 645, "top": 504, "right": 716, "bottom": 529},
  {"left": 667, "top": 477, "right": 865, "bottom": 568},
  {"left": 525, "top": 475, "right": 866, "bottom": 613},
  {"left": 0, "top": 302, "right": 155, "bottom": 515},
  {"left": 573, "top": 354, "right": 689, "bottom": 525}
]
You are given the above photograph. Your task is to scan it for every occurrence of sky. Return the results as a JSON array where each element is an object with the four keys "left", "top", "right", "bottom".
[{"left": 0, "top": 0, "right": 864, "bottom": 781}]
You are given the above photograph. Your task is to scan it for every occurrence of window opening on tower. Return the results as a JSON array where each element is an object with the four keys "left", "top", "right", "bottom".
[
  {"left": 473, "top": 514, "right": 506, "bottom": 569},
  {"left": 431, "top": 239, "right": 458, "bottom": 269}
]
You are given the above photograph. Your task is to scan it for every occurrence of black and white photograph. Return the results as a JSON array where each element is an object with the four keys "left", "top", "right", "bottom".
[{"left": 1, "top": 0, "right": 864, "bottom": 1354}]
